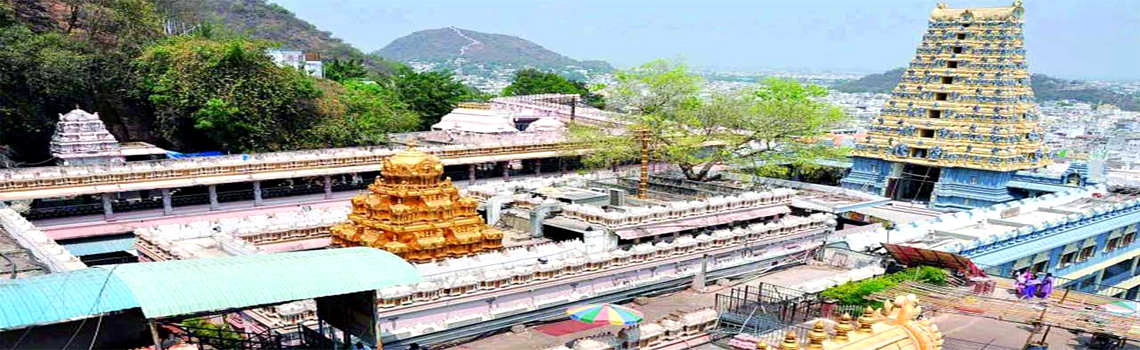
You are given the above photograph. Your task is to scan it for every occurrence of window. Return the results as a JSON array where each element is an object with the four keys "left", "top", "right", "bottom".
[
  {"left": 1107, "top": 237, "right": 1122, "bottom": 252},
  {"left": 1124, "top": 232, "right": 1136, "bottom": 246},
  {"left": 1080, "top": 277, "right": 1096, "bottom": 289},
  {"left": 952, "top": 46, "right": 963, "bottom": 54},
  {"left": 957, "top": 33, "right": 967, "bottom": 40},
  {"left": 946, "top": 61, "right": 959, "bottom": 69},
  {"left": 963, "top": 198, "right": 971, "bottom": 206},
  {"left": 1032, "top": 261, "right": 1049, "bottom": 273},
  {"left": 969, "top": 176, "right": 979, "bottom": 185},
  {"left": 1060, "top": 252, "right": 1076, "bottom": 266},
  {"left": 936, "top": 92, "right": 948, "bottom": 101},
  {"left": 1079, "top": 246, "right": 1096, "bottom": 261},
  {"left": 920, "top": 129, "right": 934, "bottom": 138},
  {"left": 910, "top": 148, "right": 928, "bottom": 158},
  {"left": 942, "top": 75, "right": 955, "bottom": 84},
  {"left": 929, "top": 110, "right": 943, "bottom": 119}
]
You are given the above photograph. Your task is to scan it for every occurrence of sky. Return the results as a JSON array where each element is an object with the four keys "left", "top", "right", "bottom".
[{"left": 270, "top": 0, "right": 1140, "bottom": 81}]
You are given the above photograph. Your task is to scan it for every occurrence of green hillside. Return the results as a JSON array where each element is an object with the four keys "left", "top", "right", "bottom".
[{"left": 168, "top": 0, "right": 402, "bottom": 74}]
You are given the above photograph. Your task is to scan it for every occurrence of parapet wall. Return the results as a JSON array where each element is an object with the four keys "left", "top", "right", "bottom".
[{"left": 0, "top": 203, "right": 85, "bottom": 271}]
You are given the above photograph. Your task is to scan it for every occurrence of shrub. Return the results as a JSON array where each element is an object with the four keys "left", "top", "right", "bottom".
[{"left": 819, "top": 266, "right": 946, "bottom": 307}]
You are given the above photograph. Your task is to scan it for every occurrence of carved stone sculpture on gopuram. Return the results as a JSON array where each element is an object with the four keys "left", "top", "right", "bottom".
[
  {"left": 329, "top": 147, "right": 503, "bottom": 262},
  {"left": 851, "top": 0, "right": 1048, "bottom": 172},
  {"left": 756, "top": 294, "right": 944, "bottom": 350}
]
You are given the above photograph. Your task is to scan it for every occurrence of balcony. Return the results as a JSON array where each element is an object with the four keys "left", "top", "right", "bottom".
[{"left": 1053, "top": 241, "right": 1140, "bottom": 280}]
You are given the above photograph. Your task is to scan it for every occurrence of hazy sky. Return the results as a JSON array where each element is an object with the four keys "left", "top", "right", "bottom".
[{"left": 271, "top": 0, "right": 1140, "bottom": 81}]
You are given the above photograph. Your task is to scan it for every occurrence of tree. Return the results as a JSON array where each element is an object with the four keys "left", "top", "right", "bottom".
[
  {"left": 0, "top": 0, "right": 165, "bottom": 163},
  {"left": 323, "top": 58, "right": 367, "bottom": 82},
  {"left": 572, "top": 59, "right": 846, "bottom": 181},
  {"left": 501, "top": 69, "right": 604, "bottom": 108},
  {"left": 389, "top": 66, "right": 474, "bottom": 130},
  {"left": 302, "top": 80, "right": 420, "bottom": 147},
  {"left": 134, "top": 36, "right": 323, "bottom": 152}
]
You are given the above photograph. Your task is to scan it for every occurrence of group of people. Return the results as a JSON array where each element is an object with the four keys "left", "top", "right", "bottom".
[{"left": 1015, "top": 271, "right": 1055, "bottom": 299}]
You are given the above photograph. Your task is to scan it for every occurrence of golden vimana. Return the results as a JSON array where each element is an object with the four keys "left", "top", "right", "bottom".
[
  {"left": 330, "top": 147, "right": 503, "bottom": 262},
  {"left": 852, "top": 0, "right": 1050, "bottom": 172}
]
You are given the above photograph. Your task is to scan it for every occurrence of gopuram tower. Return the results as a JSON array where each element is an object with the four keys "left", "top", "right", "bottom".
[
  {"left": 330, "top": 147, "right": 503, "bottom": 263},
  {"left": 841, "top": 1, "right": 1049, "bottom": 210}
]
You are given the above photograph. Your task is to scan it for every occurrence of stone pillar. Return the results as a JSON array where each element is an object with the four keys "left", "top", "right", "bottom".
[
  {"left": 534, "top": 158, "right": 542, "bottom": 176},
  {"left": 101, "top": 193, "right": 115, "bottom": 221},
  {"left": 1130, "top": 255, "right": 1140, "bottom": 277},
  {"left": 323, "top": 175, "right": 333, "bottom": 199},
  {"left": 468, "top": 164, "right": 477, "bottom": 186},
  {"left": 161, "top": 189, "right": 173, "bottom": 216},
  {"left": 208, "top": 185, "right": 220, "bottom": 211},
  {"left": 692, "top": 254, "right": 709, "bottom": 291},
  {"left": 502, "top": 161, "right": 510, "bottom": 179},
  {"left": 253, "top": 181, "right": 263, "bottom": 206}
]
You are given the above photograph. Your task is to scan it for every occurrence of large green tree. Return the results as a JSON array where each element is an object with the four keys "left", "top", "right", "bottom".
[
  {"left": 389, "top": 66, "right": 477, "bottom": 130},
  {"left": 0, "top": 0, "right": 163, "bottom": 163},
  {"left": 302, "top": 80, "right": 420, "bottom": 147},
  {"left": 502, "top": 69, "right": 604, "bottom": 108},
  {"left": 323, "top": 58, "right": 368, "bottom": 82},
  {"left": 134, "top": 36, "right": 323, "bottom": 152},
  {"left": 572, "top": 59, "right": 846, "bottom": 181}
]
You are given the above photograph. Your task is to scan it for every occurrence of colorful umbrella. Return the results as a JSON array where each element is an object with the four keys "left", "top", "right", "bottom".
[
  {"left": 566, "top": 304, "right": 644, "bottom": 325},
  {"left": 1098, "top": 300, "right": 1140, "bottom": 316}
]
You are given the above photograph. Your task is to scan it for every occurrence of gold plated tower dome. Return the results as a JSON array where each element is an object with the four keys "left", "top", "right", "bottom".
[{"left": 330, "top": 147, "right": 502, "bottom": 262}]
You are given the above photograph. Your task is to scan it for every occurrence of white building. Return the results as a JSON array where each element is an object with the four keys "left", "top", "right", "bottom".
[{"left": 266, "top": 49, "right": 324, "bottom": 78}]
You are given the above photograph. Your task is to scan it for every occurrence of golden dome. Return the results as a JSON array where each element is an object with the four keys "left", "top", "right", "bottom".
[{"left": 382, "top": 148, "right": 443, "bottom": 178}]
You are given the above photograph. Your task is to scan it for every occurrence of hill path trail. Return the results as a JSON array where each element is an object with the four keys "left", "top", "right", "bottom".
[{"left": 449, "top": 26, "right": 483, "bottom": 56}]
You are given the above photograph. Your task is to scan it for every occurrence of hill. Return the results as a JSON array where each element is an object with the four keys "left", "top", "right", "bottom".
[
  {"left": 167, "top": 0, "right": 402, "bottom": 74},
  {"left": 7, "top": 0, "right": 401, "bottom": 74},
  {"left": 835, "top": 68, "right": 1140, "bottom": 111},
  {"left": 375, "top": 27, "right": 612, "bottom": 79}
]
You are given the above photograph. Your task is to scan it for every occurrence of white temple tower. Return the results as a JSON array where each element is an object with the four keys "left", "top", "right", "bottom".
[{"left": 49, "top": 109, "right": 125, "bottom": 166}]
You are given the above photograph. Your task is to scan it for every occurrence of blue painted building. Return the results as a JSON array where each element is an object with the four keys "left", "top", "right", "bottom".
[{"left": 844, "top": 184, "right": 1140, "bottom": 299}]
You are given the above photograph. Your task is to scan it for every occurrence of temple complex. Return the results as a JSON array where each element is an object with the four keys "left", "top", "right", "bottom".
[
  {"left": 329, "top": 147, "right": 503, "bottom": 262},
  {"left": 49, "top": 109, "right": 125, "bottom": 166},
  {"left": 842, "top": 1, "right": 1051, "bottom": 210}
]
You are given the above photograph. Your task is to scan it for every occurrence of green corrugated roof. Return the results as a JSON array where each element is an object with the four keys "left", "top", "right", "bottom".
[{"left": 110, "top": 247, "right": 422, "bottom": 318}]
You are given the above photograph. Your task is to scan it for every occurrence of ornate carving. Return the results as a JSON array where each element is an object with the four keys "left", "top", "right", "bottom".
[{"left": 330, "top": 148, "right": 502, "bottom": 262}]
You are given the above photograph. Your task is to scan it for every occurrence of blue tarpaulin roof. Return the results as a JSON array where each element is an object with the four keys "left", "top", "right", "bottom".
[
  {"left": 0, "top": 248, "right": 422, "bottom": 330},
  {"left": 164, "top": 151, "right": 224, "bottom": 159}
]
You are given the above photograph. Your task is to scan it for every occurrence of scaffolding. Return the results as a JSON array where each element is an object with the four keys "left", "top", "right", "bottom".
[{"left": 869, "top": 281, "right": 1140, "bottom": 341}]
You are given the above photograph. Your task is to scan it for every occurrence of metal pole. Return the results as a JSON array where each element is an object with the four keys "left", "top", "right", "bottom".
[
  {"left": 639, "top": 128, "right": 650, "bottom": 199},
  {"left": 149, "top": 320, "right": 164, "bottom": 350},
  {"left": 571, "top": 97, "right": 577, "bottom": 123},
  {"left": 1024, "top": 303, "right": 1049, "bottom": 349},
  {"left": 1040, "top": 288, "right": 1070, "bottom": 342}
]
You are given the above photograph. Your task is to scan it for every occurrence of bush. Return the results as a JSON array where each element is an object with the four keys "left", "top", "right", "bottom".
[{"left": 819, "top": 266, "right": 946, "bottom": 307}]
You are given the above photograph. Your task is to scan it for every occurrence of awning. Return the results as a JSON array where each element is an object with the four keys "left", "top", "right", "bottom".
[
  {"left": 614, "top": 205, "right": 790, "bottom": 240},
  {"left": 61, "top": 235, "right": 137, "bottom": 256}
]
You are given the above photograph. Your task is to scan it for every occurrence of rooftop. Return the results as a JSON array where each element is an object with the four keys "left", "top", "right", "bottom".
[{"left": 844, "top": 184, "right": 1140, "bottom": 255}]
